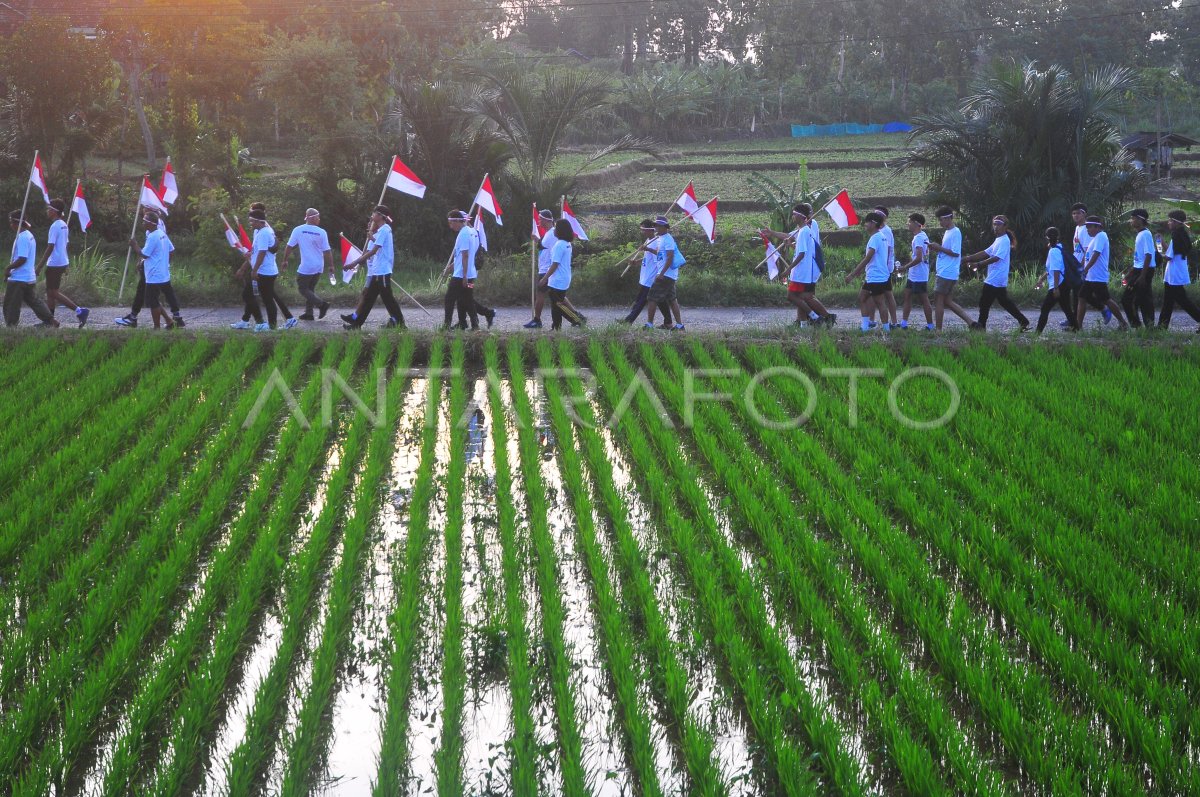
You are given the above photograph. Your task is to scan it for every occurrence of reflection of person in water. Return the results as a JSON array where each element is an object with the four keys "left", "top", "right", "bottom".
[{"left": 466, "top": 407, "right": 486, "bottom": 464}]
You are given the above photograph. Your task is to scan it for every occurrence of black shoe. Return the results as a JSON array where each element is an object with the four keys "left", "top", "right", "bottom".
[
  {"left": 172, "top": 314, "right": 185, "bottom": 328},
  {"left": 485, "top": 309, "right": 496, "bottom": 328},
  {"left": 1018, "top": 322, "right": 1031, "bottom": 333},
  {"left": 298, "top": 313, "right": 315, "bottom": 321},
  {"left": 343, "top": 322, "right": 360, "bottom": 331},
  {"left": 969, "top": 321, "right": 984, "bottom": 330},
  {"left": 658, "top": 322, "right": 672, "bottom": 330},
  {"left": 575, "top": 313, "right": 588, "bottom": 327},
  {"left": 318, "top": 302, "right": 330, "bottom": 320},
  {"left": 340, "top": 313, "right": 357, "bottom": 324}
]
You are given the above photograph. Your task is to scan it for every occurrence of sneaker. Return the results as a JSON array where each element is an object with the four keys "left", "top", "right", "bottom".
[
  {"left": 383, "top": 317, "right": 404, "bottom": 329},
  {"left": 575, "top": 313, "right": 588, "bottom": 327},
  {"left": 76, "top": 308, "right": 89, "bottom": 328},
  {"left": 1102, "top": 307, "right": 1113, "bottom": 325},
  {"left": 253, "top": 323, "right": 270, "bottom": 332},
  {"left": 925, "top": 323, "right": 936, "bottom": 331},
  {"left": 523, "top": 319, "right": 542, "bottom": 329},
  {"left": 114, "top": 315, "right": 136, "bottom": 328},
  {"left": 36, "top": 320, "right": 57, "bottom": 328},
  {"left": 172, "top": 314, "right": 185, "bottom": 328},
  {"left": 283, "top": 317, "right": 298, "bottom": 329},
  {"left": 969, "top": 321, "right": 984, "bottom": 330},
  {"left": 1018, "top": 322, "right": 1031, "bottom": 333},
  {"left": 1059, "top": 319, "right": 1072, "bottom": 329},
  {"left": 318, "top": 302, "right": 330, "bottom": 320},
  {"left": 672, "top": 323, "right": 685, "bottom": 331},
  {"left": 340, "top": 313, "right": 357, "bottom": 325},
  {"left": 486, "top": 309, "right": 496, "bottom": 328},
  {"left": 297, "top": 313, "right": 315, "bottom": 321},
  {"left": 825, "top": 313, "right": 838, "bottom": 327},
  {"left": 643, "top": 322, "right": 655, "bottom": 329},
  {"left": 230, "top": 320, "right": 252, "bottom": 330},
  {"left": 658, "top": 322, "right": 672, "bottom": 330}
]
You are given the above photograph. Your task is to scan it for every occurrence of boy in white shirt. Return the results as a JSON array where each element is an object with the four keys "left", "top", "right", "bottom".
[
  {"left": 4, "top": 211, "right": 57, "bottom": 327},
  {"left": 622, "top": 219, "right": 660, "bottom": 323},
  {"left": 924, "top": 206, "right": 977, "bottom": 330},
  {"left": 899, "top": 212, "right": 933, "bottom": 330},
  {"left": 342, "top": 205, "right": 405, "bottom": 330},
  {"left": 1068, "top": 203, "right": 1111, "bottom": 326},
  {"left": 36, "top": 198, "right": 88, "bottom": 326},
  {"left": 1119, "top": 208, "right": 1156, "bottom": 328},
  {"left": 759, "top": 203, "right": 835, "bottom": 327},
  {"left": 843, "top": 211, "right": 893, "bottom": 331},
  {"left": 283, "top": 207, "right": 333, "bottom": 320},
  {"left": 128, "top": 210, "right": 177, "bottom": 329},
  {"left": 1075, "top": 216, "right": 1129, "bottom": 330}
]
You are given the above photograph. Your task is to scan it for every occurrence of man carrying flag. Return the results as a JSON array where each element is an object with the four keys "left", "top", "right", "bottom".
[
  {"left": 442, "top": 210, "right": 495, "bottom": 330},
  {"left": 341, "top": 205, "right": 405, "bottom": 330},
  {"left": 621, "top": 219, "right": 661, "bottom": 324},
  {"left": 644, "top": 215, "right": 686, "bottom": 331},
  {"left": 760, "top": 203, "right": 836, "bottom": 327},
  {"left": 5, "top": 210, "right": 57, "bottom": 327},
  {"left": 128, "top": 209, "right": 177, "bottom": 329},
  {"left": 525, "top": 208, "right": 558, "bottom": 328},
  {"left": 36, "top": 198, "right": 89, "bottom": 326},
  {"left": 115, "top": 180, "right": 186, "bottom": 328},
  {"left": 282, "top": 207, "right": 333, "bottom": 320}
]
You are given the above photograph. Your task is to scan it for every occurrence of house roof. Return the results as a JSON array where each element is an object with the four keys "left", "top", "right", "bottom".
[{"left": 1121, "top": 131, "right": 1200, "bottom": 149}]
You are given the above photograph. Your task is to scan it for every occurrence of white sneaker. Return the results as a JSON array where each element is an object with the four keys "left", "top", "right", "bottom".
[
  {"left": 253, "top": 323, "right": 270, "bottom": 332},
  {"left": 230, "top": 320, "right": 252, "bottom": 330}
]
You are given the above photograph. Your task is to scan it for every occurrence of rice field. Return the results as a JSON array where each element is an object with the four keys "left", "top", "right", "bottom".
[
  {"left": 580, "top": 168, "right": 924, "bottom": 206},
  {"left": 2, "top": 333, "right": 1199, "bottom": 796}
]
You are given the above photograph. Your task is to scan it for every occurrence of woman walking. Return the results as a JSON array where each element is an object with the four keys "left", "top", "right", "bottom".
[
  {"left": 1035, "top": 227, "right": 1076, "bottom": 333},
  {"left": 1158, "top": 210, "right": 1200, "bottom": 330},
  {"left": 961, "top": 215, "right": 1030, "bottom": 331},
  {"left": 539, "top": 219, "right": 582, "bottom": 330}
]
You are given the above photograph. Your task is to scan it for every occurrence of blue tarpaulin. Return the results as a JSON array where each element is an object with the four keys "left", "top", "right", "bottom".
[{"left": 791, "top": 122, "right": 912, "bottom": 137}]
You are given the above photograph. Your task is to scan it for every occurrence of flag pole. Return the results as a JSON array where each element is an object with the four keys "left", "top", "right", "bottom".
[
  {"left": 377, "top": 156, "right": 394, "bottom": 207},
  {"left": 619, "top": 234, "right": 662, "bottom": 277},
  {"left": 118, "top": 174, "right": 146, "bottom": 301},
  {"left": 64, "top": 179, "right": 80, "bottom": 233},
  {"left": 530, "top": 203, "right": 538, "bottom": 314},
  {"left": 750, "top": 227, "right": 799, "bottom": 272},
  {"left": 13, "top": 151, "right": 36, "bottom": 259},
  {"left": 440, "top": 173, "right": 487, "bottom": 283}
]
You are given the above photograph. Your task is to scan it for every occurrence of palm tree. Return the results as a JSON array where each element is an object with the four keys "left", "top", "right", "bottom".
[{"left": 900, "top": 61, "right": 1143, "bottom": 257}]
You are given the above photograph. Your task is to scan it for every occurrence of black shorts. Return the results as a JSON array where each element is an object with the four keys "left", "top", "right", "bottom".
[
  {"left": 1080, "top": 281, "right": 1110, "bottom": 307},
  {"left": 863, "top": 281, "right": 891, "bottom": 296},
  {"left": 44, "top": 266, "right": 67, "bottom": 291},
  {"left": 144, "top": 281, "right": 170, "bottom": 309},
  {"left": 906, "top": 279, "right": 928, "bottom": 294}
]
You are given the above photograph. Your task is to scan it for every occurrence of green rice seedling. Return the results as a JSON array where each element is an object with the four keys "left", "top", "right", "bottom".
[
  {"left": 372, "top": 339, "right": 446, "bottom": 797},
  {"left": 0, "top": 339, "right": 111, "bottom": 446},
  {"left": 501, "top": 339, "right": 590, "bottom": 797}
]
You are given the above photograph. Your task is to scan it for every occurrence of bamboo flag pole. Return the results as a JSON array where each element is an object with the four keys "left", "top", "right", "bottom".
[
  {"left": 530, "top": 203, "right": 538, "bottom": 313},
  {"left": 750, "top": 227, "right": 799, "bottom": 273},
  {"left": 618, "top": 234, "right": 662, "bottom": 277},
  {"left": 117, "top": 174, "right": 147, "bottom": 301},
  {"left": 439, "top": 174, "right": 487, "bottom": 285},
  {"left": 377, "top": 156, "right": 393, "bottom": 207},
  {"left": 12, "top": 151, "right": 36, "bottom": 261},
  {"left": 63, "top": 179, "right": 79, "bottom": 231}
]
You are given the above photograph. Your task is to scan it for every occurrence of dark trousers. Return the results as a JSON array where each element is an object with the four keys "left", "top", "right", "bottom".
[
  {"left": 978, "top": 284, "right": 1029, "bottom": 328},
  {"left": 257, "top": 275, "right": 292, "bottom": 327},
  {"left": 356, "top": 275, "right": 404, "bottom": 326},
  {"left": 1121, "top": 270, "right": 1155, "bottom": 327},
  {"left": 296, "top": 273, "right": 326, "bottom": 315},
  {"left": 131, "top": 274, "right": 181, "bottom": 316},
  {"left": 241, "top": 278, "right": 263, "bottom": 324},
  {"left": 443, "top": 277, "right": 480, "bottom": 329},
  {"left": 548, "top": 288, "right": 581, "bottom": 330},
  {"left": 3, "top": 280, "right": 54, "bottom": 326},
  {"left": 624, "top": 285, "right": 651, "bottom": 323},
  {"left": 1158, "top": 284, "right": 1200, "bottom": 328},
  {"left": 1036, "top": 288, "right": 1076, "bottom": 332}
]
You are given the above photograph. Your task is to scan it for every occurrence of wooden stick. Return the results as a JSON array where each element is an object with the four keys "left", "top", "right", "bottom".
[
  {"left": 12, "top": 150, "right": 35, "bottom": 263},
  {"left": 619, "top": 234, "right": 662, "bottom": 277},
  {"left": 117, "top": 174, "right": 145, "bottom": 301}
]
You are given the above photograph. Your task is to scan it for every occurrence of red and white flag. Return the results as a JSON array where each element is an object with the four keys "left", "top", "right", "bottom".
[
  {"left": 224, "top": 226, "right": 240, "bottom": 250},
  {"left": 473, "top": 212, "right": 488, "bottom": 252},
  {"left": 158, "top": 158, "right": 179, "bottom": 205},
  {"left": 30, "top": 153, "right": 50, "bottom": 204},
  {"left": 473, "top": 174, "right": 503, "bottom": 225},
  {"left": 673, "top": 181, "right": 699, "bottom": 216},
  {"left": 71, "top": 183, "right": 92, "bottom": 231},
  {"left": 532, "top": 204, "right": 551, "bottom": 238},
  {"left": 561, "top": 198, "right": 588, "bottom": 241},
  {"left": 821, "top": 189, "right": 858, "bottom": 229},
  {"left": 687, "top": 196, "right": 718, "bottom": 244},
  {"left": 761, "top": 232, "right": 782, "bottom": 280},
  {"left": 139, "top": 176, "right": 169, "bottom": 215},
  {"left": 384, "top": 156, "right": 426, "bottom": 199},
  {"left": 235, "top": 218, "right": 252, "bottom": 252},
  {"left": 340, "top": 234, "right": 364, "bottom": 283}
]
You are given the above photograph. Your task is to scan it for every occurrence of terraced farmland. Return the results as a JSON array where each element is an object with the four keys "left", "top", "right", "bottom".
[{"left": 3, "top": 334, "right": 1199, "bottom": 796}]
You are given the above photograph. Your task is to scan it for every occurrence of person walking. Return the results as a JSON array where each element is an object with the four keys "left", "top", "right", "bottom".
[
  {"left": 36, "top": 198, "right": 88, "bottom": 326},
  {"left": 924, "top": 207, "right": 976, "bottom": 330},
  {"left": 899, "top": 212, "right": 933, "bottom": 330},
  {"left": 1034, "top": 227, "right": 1076, "bottom": 333},
  {"left": 1120, "top": 208, "right": 1156, "bottom": 328},
  {"left": 644, "top": 215, "right": 684, "bottom": 331},
  {"left": 961, "top": 215, "right": 1031, "bottom": 331},
  {"left": 127, "top": 210, "right": 176, "bottom": 329},
  {"left": 1075, "top": 216, "right": 1130, "bottom": 330},
  {"left": 243, "top": 208, "right": 295, "bottom": 331},
  {"left": 620, "top": 219, "right": 660, "bottom": 323},
  {"left": 283, "top": 207, "right": 333, "bottom": 320},
  {"left": 115, "top": 216, "right": 185, "bottom": 328},
  {"left": 4, "top": 211, "right": 57, "bottom": 328},
  {"left": 1157, "top": 209, "right": 1200, "bottom": 330},
  {"left": 760, "top": 203, "right": 835, "bottom": 327},
  {"left": 341, "top": 205, "right": 405, "bottom": 330},
  {"left": 539, "top": 218, "right": 583, "bottom": 330},
  {"left": 1068, "top": 202, "right": 1112, "bottom": 326},
  {"left": 525, "top": 208, "right": 556, "bottom": 328},
  {"left": 844, "top": 211, "right": 893, "bottom": 331}
]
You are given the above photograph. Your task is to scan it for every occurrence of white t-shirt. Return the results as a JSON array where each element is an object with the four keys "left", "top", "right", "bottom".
[
  {"left": 908, "top": 231, "right": 930, "bottom": 282},
  {"left": 287, "top": 224, "right": 331, "bottom": 276},
  {"left": 367, "top": 223, "right": 394, "bottom": 277},
  {"left": 935, "top": 227, "right": 962, "bottom": 280},
  {"left": 1132, "top": 229, "right": 1154, "bottom": 270},
  {"left": 46, "top": 219, "right": 69, "bottom": 267},
  {"left": 548, "top": 239, "right": 573, "bottom": 290},
  {"left": 808, "top": 220, "right": 822, "bottom": 281},
  {"left": 1084, "top": 231, "right": 1110, "bottom": 283},
  {"left": 639, "top": 244, "right": 659, "bottom": 289},
  {"left": 983, "top": 234, "right": 1012, "bottom": 288},
  {"left": 655, "top": 233, "right": 685, "bottom": 280},
  {"left": 253, "top": 226, "right": 278, "bottom": 277},
  {"left": 790, "top": 225, "right": 817, "bottom": 284},
  {"left": 1164, "top": 240, "right": 1189, "bottom": 286},
  {"left": 538, "top": 230, "right": 558, "bottom": 275},
  {"left": 8, "top": 230, "right": 36, "bottom": 282},
  {"left": 452, "top": 227, "right": 477, "bottom": 280},
  {"left": 1045, "top": 246, "right": 1065, "bottom": 288},
  {"left": 1073, "top": 224, "right": 1093, "bottom": 263},
  {"left": 864, "top": 231, "right": 890, "bottom": 283},
  {"left": 141, "top": 228, "right": 171, "bottom": 284},
  {"left": 881, "top": 224, "right": 896, "bottom": 272}
]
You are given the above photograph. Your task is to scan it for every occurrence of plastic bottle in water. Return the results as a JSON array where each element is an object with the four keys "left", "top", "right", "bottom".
[{"left": 252, "top": 279, "right": 260, "bottom": 296}]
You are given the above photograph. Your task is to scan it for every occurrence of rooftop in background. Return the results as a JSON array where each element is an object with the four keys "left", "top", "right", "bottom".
[{"left": 1121, "top": 131, "right": 1200, "bottom": 150}]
